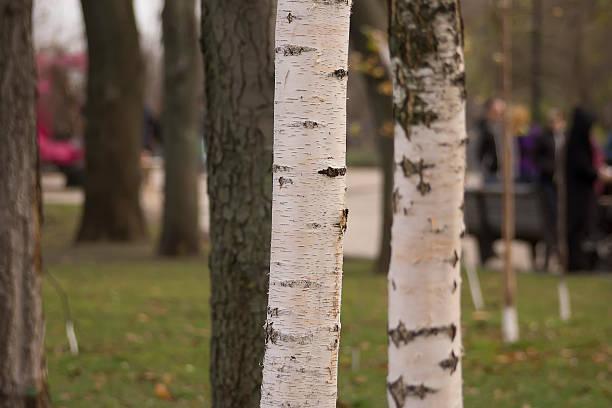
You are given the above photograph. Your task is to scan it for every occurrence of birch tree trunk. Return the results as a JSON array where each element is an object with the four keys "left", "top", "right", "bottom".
[
  {"left": 201, "top": 1, "right": 275, "bottom": 406},
  {"left": 159, "top": 0, "right": 201, "bottom": 256},
  {"left": 0, "top": 1, "right": 50, "bottom": 406},
  {"left": 387, "top": 1, "right": 466, "bottom": 407},
  {"left": 260, "top": 1, "right": 352, "bottom": 406}
]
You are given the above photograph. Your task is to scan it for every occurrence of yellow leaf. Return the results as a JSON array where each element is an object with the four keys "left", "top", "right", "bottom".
[{"left": 155, "top": 383, "right": 172, "bottom": 401}]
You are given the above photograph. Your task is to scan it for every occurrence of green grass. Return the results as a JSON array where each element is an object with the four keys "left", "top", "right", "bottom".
[
  {"left": 346, "top": 148, "right": 381, "bottom": 168},
  {"left": 42, "top": 204, "right": 612, "bottom": 407}
]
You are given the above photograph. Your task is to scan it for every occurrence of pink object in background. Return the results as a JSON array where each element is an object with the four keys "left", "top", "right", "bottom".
[{"left": 36, "top": 52, "right": 86, "bottom": 168}]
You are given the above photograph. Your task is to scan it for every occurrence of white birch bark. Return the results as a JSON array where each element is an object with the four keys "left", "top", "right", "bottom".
[
  {"left": 387, "top": 1, "right": 466, "bottom": 407},
  {"left": 260, "top": 1, "right": 352, "bottom": 407}
]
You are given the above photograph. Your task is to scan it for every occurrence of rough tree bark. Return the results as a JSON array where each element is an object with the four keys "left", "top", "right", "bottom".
[
  {"left": 158, "top": 0, "right": 201, "bottom": 256},
  {"left": 77, "top": 0, "right": 147, "bottom": 242},
  {"left": 200, "top": 1, "right": 275, "bottom": 407},
  {"left": 0, "top": 1, "right": 50, "bottom": 406},
  {"left": 387, "top": 1, "right": 466, "bottom": 407},
  {"left": 260, "top": 1, "right": 352, "bottom": 407}
]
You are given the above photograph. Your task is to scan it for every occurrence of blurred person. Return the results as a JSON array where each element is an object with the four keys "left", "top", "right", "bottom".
[
  {"left": 535, "top": 109, "right": 566, "bottom": 204},
  {"left": 565, "top": 107, "right": 612, "bottom": 271},
  {"left": 534, "top": 109, "right": 567, "bottom": 263},
  {"left": 512, "top": 105, "right": 538, "bottom": 182},
  {"left": 603, "top": 111, "right": 612, "bottom": 166},
  {"left": 476, "top": 97, "right": 505, "bottom": 182}
]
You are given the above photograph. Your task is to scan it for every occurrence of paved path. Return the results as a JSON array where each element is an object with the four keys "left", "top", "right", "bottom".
[{"left": 42, "top": 168, "right": 533, "bottom": 268}]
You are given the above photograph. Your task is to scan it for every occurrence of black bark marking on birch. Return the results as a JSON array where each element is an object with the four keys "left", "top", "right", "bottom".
[
  {"left": 428, "top": 217, "right": 447, "bottom": 234},
  {"left": 273, "top": 164, "right": 291, "bottom": 172},
  {"left": 390, "top": 1, "right": 457, "bottom": 69},
  {"left": 287, "top": 12, "right": 293, "bottom": 23},
  {"left": 392, "top": 279, "right": 397, "bottom": 290},
  {"left": 275, "top": 45, "right": 316, "bottom": 56},
  {"left": 439, "top": 350, "right": 460, "bottom": 374},
  {"left": 399, "top": 157, "right": 433, "bottom": 196},
  {"left": 315, "top": 0, "right": 350, "bottom": 5},
  {"left": 452, "top": 280, "right": 458, "bottom": 293},
  {"left": 267, "top": 307, "right": 279, "bottom": 317},
  {"left": 391, "top": 1, "right": 462, "bottom": 139},
  {"left": 278, "top": 177, "right": 293, "bottom": 187},
  {"left": 308, "top": 222, "right": 321, "bottom": 229},
  {"left": 449, "top": 249, "right": 459, "bottom": 267},
  {"left": 264, "top": 322, "right": 314, "bottom": 345},
  {"left": 336, "top": 209, "right": 349, "bottom": 234},
  {"left": 331, "top": 68, "right": 348, "bottom": 79},
  {"left": 318, "top": 167, "right": 346, "bottom": 177},
  {"left": 392, "top": 188, "right": 402, "bottom": 214},
  {"left": 290, "top": 120, "right": 321, "bottom": 128},
  {"left": 399, "top": 157, "right": 433, "bottom": 177},
  {"left": 417, "top": 180, "right": 431, "bottom": 196},
  {"left": 264, "top": 322, "right": 276, "bottom": 344},
  {"left": 389, "top": 321, "right": 457, "bottom": 347},
  {"left": 388, "top": 376, "right": 437, "bottom": 406},
  {"left": 275, "top": 280, "right": 322, "bottom": 289}
]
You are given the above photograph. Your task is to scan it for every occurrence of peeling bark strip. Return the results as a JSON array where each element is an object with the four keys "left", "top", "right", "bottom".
[
  {"left": 337, "top": 209, "right": 349, "bottom": 234},
  {"left": 261, "top": 1, "right": 351, "bottom": 406},
  {"left": 388, "top": 376, "right": 437, "bottom": 407},
  {"left": 318, "top": 167, "right": 347, "bottom": 177},
  {"left": 392, "top": 188, "right": 402, "bottom": 214},
  {"left": 439, "top": 351, "right": 459, "bottom": 374},
  {"left": 388, "top": 321, "right": 457, "bottom": 347},
  {"left": 275, "top": 45, "right": 316, "bottom": 56},
  {"left": 388, "top": 0, "right": 466, "bottom": 406}
]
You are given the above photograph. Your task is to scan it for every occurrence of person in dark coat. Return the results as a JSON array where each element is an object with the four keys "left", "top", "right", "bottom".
[
  {"left": 565, "top": 107, "right": 601, "bottom": 271},
  {"left": 476, "top": 98, "right": 505, "bottom": 181},
  {"left": 534, "top": 110, "right": 566, "bottom": 261}
]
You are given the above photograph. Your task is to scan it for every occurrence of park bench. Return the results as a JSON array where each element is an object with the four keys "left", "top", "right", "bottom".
[{"left": 464, "top": 183, "right": 551, "bottom": 265}]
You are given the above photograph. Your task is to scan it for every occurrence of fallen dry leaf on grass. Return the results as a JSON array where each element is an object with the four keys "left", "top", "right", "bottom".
[{"left": 155, "top": 383, "right": 171, "bottom": 400}]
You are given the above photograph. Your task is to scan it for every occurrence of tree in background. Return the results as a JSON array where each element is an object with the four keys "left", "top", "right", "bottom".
[
  {"left": 387, "top": 0, "right": 466, "bottom": 406},
  {"left": 260, "top": 0, "right": 352, "bottom": 406},
  {"left": 350, "top": 0, "right": 394, "bottom": 274},
  {"left": 158, "top": 0, "right": 201, "bottom": 256},
  {"left": 77, "top": 0, "right": 146, "bottom": 241},
  {"left": 200, "top": 1, "right": 275, "bottom": 406},
  {"left": 463, "top": 0, "right": 612, "bottom": 119},
  {"left": 0, "top": 1, "right": 50, "bottom": 406},
  {"left": 501, "top": 0, "right": 520, "bottom": 344}
]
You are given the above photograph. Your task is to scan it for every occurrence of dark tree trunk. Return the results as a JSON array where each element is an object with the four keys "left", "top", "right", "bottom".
[
  {"left": 77, "top": 0, "right": 147, "bottom": 242},
  {"left": 530, "top": 0, "right": 542, "bottom": 124},
  {"left": 350, "top": 0, "right": 393, "bottom": 274},
  {"left": 0, "top": 1, "right": 50, "bottom": 406},
  {"left": 158, "top": 0, "right": 201, "bottom": 256},
  {"left": 201, "top": 1, "right": 275, "bottom": 407}
]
